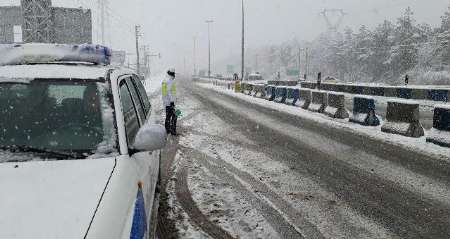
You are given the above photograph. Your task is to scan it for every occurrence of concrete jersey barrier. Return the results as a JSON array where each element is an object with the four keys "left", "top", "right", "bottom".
[
  {"left": 240, "top": 82, "right": 247, "bottom": 93},
  {"left": 253, "top": 84, "right": 266, "bottom": 98},
  {"left": 268, "top": 80, "right": 299, "bottom": 86},
  {"left": 300, "top": 81, "right": 449, "bottom": 102},
  {"left": 426, "top": 105, "right": 450, "bottom": 147},
  {"left": 324, "top": 93, "right": 349, "bottom": 119},
  {"left": 298, "top": 89, "right": 312, "bottom": 109},
  {"left": 381, "top": 100, "right": 424, "bottom": 138},
  {"left": 265, "top": 86, "right": 276, "bottom": 101},
  {"left": 308, "top": 91, "right": 327, "bottom": 113},
  {"left": 242, "top": 83, "right": 253, "bottom": 95},
  {"left": 285, "top": 88, "right": 299, "bottom": 106},
  {"left": 274, "top": 87, "right": 287, "bottom": 103},
  {"left": 349, "top": 96, "right": 381, "bottom": 126}
]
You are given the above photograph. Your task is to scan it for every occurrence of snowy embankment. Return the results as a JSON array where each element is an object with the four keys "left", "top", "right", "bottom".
[{"left": 197, "top": 83, "right": 450, "bottom": 161}]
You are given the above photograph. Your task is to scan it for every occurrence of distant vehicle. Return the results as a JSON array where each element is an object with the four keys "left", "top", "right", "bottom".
[
  {"left": 248, "top": 72, "right": 264, "bottom": 81},
  {"left": 215, "top": 74, "right": 223, "bottom": 79},
  {"left": 0, "top": 44, "right": 166, "bottom": 239},
  {"left": 324, "top": 76, "right": 339, "bottom": 83}
]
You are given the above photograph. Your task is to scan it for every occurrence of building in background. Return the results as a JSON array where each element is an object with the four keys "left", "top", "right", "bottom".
[{"left": 0, "top": 0, "right": 92, "bottom": 44}]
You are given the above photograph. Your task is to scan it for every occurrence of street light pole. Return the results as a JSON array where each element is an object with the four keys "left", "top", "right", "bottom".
[
  {"left": 135, "top": 25, "right": 141, "bottom": 75},
  {"left": 193, "top": 36, "right": 197, "bottom": 76},
  {"left": 205, "top": 20, "right": 214, "bottom": 79},
  {"left": 241, "top": 0, "right": 245, "bottom": 81}
]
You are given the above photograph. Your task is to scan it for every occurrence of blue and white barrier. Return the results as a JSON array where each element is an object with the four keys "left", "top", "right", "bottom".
[
  {"left": 300, "top": 82, "right": 449, "bottom": 102},
  {"left": 349, "top": 96, "right": 381, "bottom": 126},
  {"left": 274, "top": 87, "right": 287, "bottom": 103},
  {"left": 265, "top": 86, "right": 276, "bottom": 101},
  {"left": 426, "top": 105, "right": 450, "bottom": 147},
  {"left": 285, "top": 88, "right": 299, "bottom": 106}
]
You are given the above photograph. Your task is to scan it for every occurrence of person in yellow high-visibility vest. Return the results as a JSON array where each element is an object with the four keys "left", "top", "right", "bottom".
[{"left": 162, "top": 68, "right": 177, "bottom": 135}]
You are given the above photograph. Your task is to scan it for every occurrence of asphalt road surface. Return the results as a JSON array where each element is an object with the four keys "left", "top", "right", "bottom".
[{"left": 156, "top": 78, "right": 450, "bottom": 239}]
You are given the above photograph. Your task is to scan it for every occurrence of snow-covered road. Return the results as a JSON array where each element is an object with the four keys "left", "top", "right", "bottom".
[{"left": 156, "top": 78, "right": 450, "bottom": 239}]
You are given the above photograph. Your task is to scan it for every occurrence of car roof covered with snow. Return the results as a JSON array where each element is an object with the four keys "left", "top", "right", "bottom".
[{"left": 0, "top": 64, "right": 133, "bottom": 81}]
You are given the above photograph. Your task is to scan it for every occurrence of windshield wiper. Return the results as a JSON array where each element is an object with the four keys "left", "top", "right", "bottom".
[{"left": 0, "top": 145, "right": 85, "bottom": 159}]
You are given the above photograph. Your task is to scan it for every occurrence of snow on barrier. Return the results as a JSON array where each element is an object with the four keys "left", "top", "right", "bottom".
[
  {"left": 298, "top": 89, "right": 312, "bottom": 109},
  {"left": 308, "top": 91, "right": 327, "bottom": 113},
  {"left": 285, "top": 88, "right": 299, "bottom": 106},
  {"left": 251, "top": 84, "right": 258, "bottom": 96},
  {"left": 239, "top": 82, "right": 246, "bottom": 93},
  {"left": 252, "top": 84, "right": 266, "bottom": 98},
  {"left": 324, "top": 93, "right": 349, "bottom": 119},
  {"left": 265, "top": 86, "right": 276, "bottom": 101},
  {"left": 426, "top": 105, "right": 450, "bottom": 147},
  {"left": 247, "top": 84, "right": 255, "bottom": 95},
  {"left": 381, "top": 100, "right": 424, "bottom": 138},
  {"left": 242, "top": 83, "right": 253, "bottom": 95},
  {"left": 274, "top": 87, "right": 287, "bottom": 103},
  {"left": 349, "top": 96, "right": 381, "bottom": 126}
]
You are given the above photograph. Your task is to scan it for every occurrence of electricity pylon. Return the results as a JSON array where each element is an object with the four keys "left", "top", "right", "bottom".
[{"left": 21, "top": 0, "right": 53, "bottom": 43}]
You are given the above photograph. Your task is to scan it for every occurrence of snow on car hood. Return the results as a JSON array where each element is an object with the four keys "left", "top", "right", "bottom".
[{"left": 0, "top": 157, "right": 116, "bottom": 239}]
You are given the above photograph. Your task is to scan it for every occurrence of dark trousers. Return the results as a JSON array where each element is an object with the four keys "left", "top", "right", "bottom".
[{"left": 165, "top": 103, "right": 177, "bottom": 134}]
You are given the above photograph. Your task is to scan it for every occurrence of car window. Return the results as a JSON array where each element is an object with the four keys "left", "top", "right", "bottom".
[
  {"left": 126, "top": 78, "right": 146, "bottom": 124},
  {"left": 119, "top": 80, "right": 140, "bottom": 146},
  {"left": 0, "top": 80, "right": 117, "bottom": 160},
  {"left": 132, "top": 76, "right": 151, "bottom": 115}
]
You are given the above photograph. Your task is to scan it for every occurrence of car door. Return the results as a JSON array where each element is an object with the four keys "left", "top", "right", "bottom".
[{"left": 123, "top": 77, "right": 160, "bottom": 236}]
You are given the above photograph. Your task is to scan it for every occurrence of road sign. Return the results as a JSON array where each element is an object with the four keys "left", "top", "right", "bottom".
[
  {"left": 287, "top": 69, "right": 300, "bottom": 76},
  {"left": 227, "top": 65, "right": 234, "bottom": 74}
]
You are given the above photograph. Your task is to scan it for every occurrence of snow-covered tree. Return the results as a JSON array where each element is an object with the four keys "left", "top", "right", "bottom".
[{"left": 393, "top": 7, "right": 418, "bottom": 76}]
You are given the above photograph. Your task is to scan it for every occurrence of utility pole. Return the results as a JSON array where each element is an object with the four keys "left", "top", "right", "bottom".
[
  {"left": 298, "top": 48, "right": 301, "bottom": 78},
  {"left": 21, "top": 0, "right": 52, "bottom": 43},
  {"left": 305, "top": 47, "right": 309, "bottom": 80},
  {"left": 205, "top": 20, "right": 214, "bottom": 79},
  {"left": 97, "top": 0, "right": 107, "bottom": 45},
  {"left": 255, "top": 54, "right": 258, "bottom": 72},
  {"left": 142, "top": 45, "right": 150, "bottom": 80},
  {"left": 241, "top": 0, "right": 245, "bottom": 81},
  {"left": 135, "top": 25, "right": 141, "bottom": 75},
  {"left": 193, "top": 37, "right": 197, "bottom": 76},
  {"left": 184, "top": 57, "right": 187, "bottom": 76}
]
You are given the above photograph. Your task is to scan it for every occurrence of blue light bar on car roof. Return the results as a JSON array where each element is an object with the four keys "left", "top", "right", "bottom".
[{"left": 0, "top": 43, "right": 112, "bottom": 66}]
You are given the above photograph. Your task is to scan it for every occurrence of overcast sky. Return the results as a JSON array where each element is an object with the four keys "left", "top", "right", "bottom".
[{"left": 1, "top": 0, "right": 449, "bottom": 74}]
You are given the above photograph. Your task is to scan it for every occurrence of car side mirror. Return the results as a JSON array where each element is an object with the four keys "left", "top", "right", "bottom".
[{"left": 132, "top": 124, "right": 167, "bottom": 152}]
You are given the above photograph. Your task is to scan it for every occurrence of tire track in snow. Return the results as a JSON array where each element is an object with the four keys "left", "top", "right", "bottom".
[
  {"left": 175, "top": 156, "right": 235, "bottom": 239},
  {"left": 190, "top": 85, "right": 450, "bottom": 239},
  {"left": 180, "top": 146, "right": 323, "bottom": 239}
]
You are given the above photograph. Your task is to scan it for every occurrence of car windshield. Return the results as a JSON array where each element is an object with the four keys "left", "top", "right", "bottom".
[{"left": 0, "top": 79, "right": 117, "bottom": 160}]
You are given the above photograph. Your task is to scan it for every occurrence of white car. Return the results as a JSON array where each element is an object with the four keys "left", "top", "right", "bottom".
[
  {"left": 0, "top": 44, "right": 166, "bottom": 239},
  {"left": 248, "top": 72, "right": 263, "bottom": 81}
]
